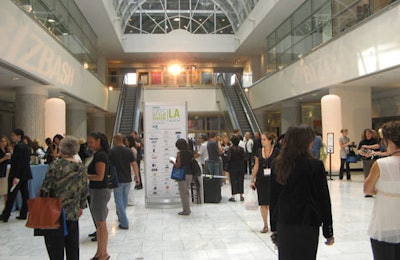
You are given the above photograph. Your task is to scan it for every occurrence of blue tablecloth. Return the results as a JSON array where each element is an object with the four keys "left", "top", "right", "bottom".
[
  {"left": 29, "top": 164, "right": 49, "bottom": 198},
  {"left": 14, "top": 164, "right": 49, "bottom": 210}
]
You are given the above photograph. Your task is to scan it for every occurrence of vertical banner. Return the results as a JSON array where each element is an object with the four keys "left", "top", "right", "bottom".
[{"left": 143, "top": 102, "right": 187, "bottom": 208}]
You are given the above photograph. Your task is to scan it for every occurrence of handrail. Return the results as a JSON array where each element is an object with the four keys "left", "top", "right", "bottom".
[
  {"left": 132, "top": 82, "right": 142, "bottom": 132},
  {"left": 217, "top": 73, "right": 241, "bottom": 130},
  {"left": 113, "top": 77, "right": 127, "bottom": 137},
  {"left": 233, "top": 73, "right": 262, "bottom": 134}
]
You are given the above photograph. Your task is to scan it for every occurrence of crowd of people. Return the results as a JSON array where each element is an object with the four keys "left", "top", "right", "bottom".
[
  {"left": 0, "top": 129, "right": 143, "bottom": 260},
  {"left": 0, "top": 122, "right": 399, "bottom": 259}
]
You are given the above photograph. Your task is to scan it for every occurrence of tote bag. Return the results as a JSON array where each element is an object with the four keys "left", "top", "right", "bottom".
[
  {"left": 26, "top": 196, "right": 62, "bottom": 229},
  {"left": 171, "top": 167, "right": 185, "bottom": 181}
]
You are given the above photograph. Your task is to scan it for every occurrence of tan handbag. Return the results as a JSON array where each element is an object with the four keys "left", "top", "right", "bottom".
[{"left": 25, "top": 196, "right": 62, "bottom": 229}]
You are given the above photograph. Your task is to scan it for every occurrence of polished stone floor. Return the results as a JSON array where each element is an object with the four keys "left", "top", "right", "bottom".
[{"left": 0, "top": 172, "right": 374, "bottom": 260}]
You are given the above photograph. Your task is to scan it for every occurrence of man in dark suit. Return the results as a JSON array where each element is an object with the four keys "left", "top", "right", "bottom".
[{"left": 0, "top": 128, "right": 33, "bottom": 222}]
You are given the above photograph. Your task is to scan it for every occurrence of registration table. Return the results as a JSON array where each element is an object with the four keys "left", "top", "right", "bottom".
[
  {"left": 14, "top": 164, "right": 49, "bottom": 210},
  {"left": 29, "top": 164, "right": 49, "bottom": 198}
]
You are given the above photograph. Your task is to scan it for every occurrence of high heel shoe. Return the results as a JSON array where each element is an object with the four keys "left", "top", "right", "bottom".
[
  {"left": 90, "top": 256, "right": 99, "bottom": 260},
  {"left": 260, "top": 226, "right": 269, "bottom": 233}
]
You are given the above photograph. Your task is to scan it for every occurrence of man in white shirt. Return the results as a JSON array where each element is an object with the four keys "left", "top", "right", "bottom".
[
  {"left": 195, "top": 135, "right": 208, "bottom": 172},
  {"left": 244, "top": 132, "right": 254, "bottom": 175}
]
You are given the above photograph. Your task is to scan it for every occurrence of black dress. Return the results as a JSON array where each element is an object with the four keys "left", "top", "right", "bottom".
[
  {"left": 0, "top": 149, "right": 9, "bottom": 178},
  {"left": 255, "top": 147, "right": 279, "bottom": 205}
]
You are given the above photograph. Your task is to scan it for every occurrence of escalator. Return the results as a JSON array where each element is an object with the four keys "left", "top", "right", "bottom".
[
  {"left": 218, "top": 73, "right": 261, "bottom": 135},
  {"left": 113, "top": 82, "right": 142, "bottom": 136}
]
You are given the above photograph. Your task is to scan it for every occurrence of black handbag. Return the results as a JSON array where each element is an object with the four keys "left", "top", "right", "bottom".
[{"left": 107, "top": 164, "right": 119, "bottom": 189}]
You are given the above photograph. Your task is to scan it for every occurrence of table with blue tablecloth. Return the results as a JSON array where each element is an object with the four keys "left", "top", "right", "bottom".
[
  {"left": 14, "top": 164, "right": 49, "bottom": 209},
  {"left": 29, "top": 164, "right": 49, "bottom": 198}
]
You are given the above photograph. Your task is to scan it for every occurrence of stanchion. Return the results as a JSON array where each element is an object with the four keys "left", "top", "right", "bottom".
[{"left": 328, "top": 153, "right": 333, "bottom": 180}]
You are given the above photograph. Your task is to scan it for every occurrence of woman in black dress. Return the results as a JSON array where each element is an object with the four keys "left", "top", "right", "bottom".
[
  {"left": 227, "top": 135, "right": 245, "bottom": 201},
  {"left": 250, "top": 132, "right": 279, "bottom": 233}
]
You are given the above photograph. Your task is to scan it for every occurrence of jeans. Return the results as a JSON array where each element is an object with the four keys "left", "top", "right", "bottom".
[
  {"left": 207, "top": 160, "right": 220, "bottom": 175},
  {"left": 113, "top": 182, "right": 131, "bottom": 228}
]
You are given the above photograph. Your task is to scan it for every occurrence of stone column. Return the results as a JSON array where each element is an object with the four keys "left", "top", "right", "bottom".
[
  {"left": 330, "top": 86, "right": 372, "bottom": 144},
  {"left": 66, "top": 102, "right": 87, "bottom": 139},
  {"left": 15, "top": 86, "right": 48, "bottom": 142},
  {"left": 45, "top": 98, "right": 66, "bottom": 139}
]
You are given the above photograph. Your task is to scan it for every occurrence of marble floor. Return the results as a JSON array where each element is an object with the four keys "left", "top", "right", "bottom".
[{"left": 0, "top": 172, "right": 375, "bottom": 260}]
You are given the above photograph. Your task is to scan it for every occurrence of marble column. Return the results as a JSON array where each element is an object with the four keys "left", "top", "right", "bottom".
[
  {"left": 15, "top": 86, "right": 48, "bottom": 142},
  {"left": 281, "top": 100, "right": 301, "bottom": 134},
  {"left": 66, "top": 102, "right": 87, "bottom": 139},
  {"left": 329, "top": 86, "right": 372, "bottom": 144},
  {"left": 45, "top": 98, "right": 66, "bottom": 139},
  {"left": 321, "top": 94, "right": 342, "bottom": 173}
]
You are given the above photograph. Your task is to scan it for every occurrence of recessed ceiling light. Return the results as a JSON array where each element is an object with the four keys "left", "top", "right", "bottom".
[{"left": 12, "top": 77, "right": 21, "bottom": 81}]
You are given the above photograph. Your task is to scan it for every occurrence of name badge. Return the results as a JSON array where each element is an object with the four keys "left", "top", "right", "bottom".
[{"left": 264, "top": 168, "right": 271, "bottom": 176}]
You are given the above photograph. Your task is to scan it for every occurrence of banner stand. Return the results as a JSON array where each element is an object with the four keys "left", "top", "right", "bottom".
[{"left": 143, "top": 102, "right": 188, "bottom": 208}]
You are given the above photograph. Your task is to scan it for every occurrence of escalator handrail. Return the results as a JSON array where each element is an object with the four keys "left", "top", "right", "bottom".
[
  {"left": 113, "top": 79, "right": 128, "bottom": 137},
  {"left": 132, "top": 82, "right": 142, "bottom": 132},
  {"left": 217, "top": 74, "right": 241, "bottom": 130},
  {"left": 233, "top": 73, "right": 262, "bottom": 134}
]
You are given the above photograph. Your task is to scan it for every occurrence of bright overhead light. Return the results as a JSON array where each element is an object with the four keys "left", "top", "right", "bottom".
[
  {"left": 83, "top": 62, "right": 89, "bottom": 69},
  {"left": 12, "top": 77, "right": 21, "bottom": 81},
  {"left": 173, "top": 17, "right": 180, "bottom": 22},
  {"left": 167, "top": 64, "right": 184, "bottom": 75},
  {"left": 108, "top": 86, "right": 113, "bottom": 91}
]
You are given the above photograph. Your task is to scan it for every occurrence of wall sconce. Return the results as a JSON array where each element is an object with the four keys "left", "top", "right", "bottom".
[
  {"left": 83, "top": 62, "right": 89, "bottom": 69},
  {"left": 298, "top": 53, "right": 304, "bottom": 59},
  {"left": 278, "top": 65, "right": 284, "bottom": 70}
]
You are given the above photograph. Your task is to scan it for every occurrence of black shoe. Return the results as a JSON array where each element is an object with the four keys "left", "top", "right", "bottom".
[
  {"left": 16, "top": 216, "right": 27, "bottom": 220},
  {"left": 365, "top": 195, "right": 373, "bottom": 198},
  {"left": 88, "top": 231, "right": 97, "bottom": 237},
  {"left": 91, "top": 236, "right": 97, "bottom": 242},
  {"left": 118, "top": 224, "right": 129, "bottom": 230},
  {"left": 0, "top": 215, "right": 8, "bottom": 223},
  {"left": 228, "top": 197, "right": 235, "bottom": 202}
]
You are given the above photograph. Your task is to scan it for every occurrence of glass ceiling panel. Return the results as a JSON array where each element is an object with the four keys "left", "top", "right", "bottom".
[{"left": 116, "top": 0, "right": 259, "bottom": 34}]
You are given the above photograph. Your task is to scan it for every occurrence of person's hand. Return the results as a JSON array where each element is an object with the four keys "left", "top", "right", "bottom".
[
  {"left": 250, "top": 181, "right": 256, "bottom": 190},
  {"left": 79, "top": 209, "right": 83, "bottom": 217},
  {"left": 12, "top": 178, "right": 20, "bottom": 186},
  {"left": 5, "top": 153, "right": 11, "bottom": 159},
  {"left": 325, "top": 237, "right": 335, "bottom": 246}
]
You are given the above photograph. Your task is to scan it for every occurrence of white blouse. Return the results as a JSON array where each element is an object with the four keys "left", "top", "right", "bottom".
[{"left": 368, "top": 156, "right": 400, "bottom": 243}]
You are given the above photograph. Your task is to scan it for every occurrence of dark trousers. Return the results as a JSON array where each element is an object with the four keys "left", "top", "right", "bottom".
[
  {"left": 245, "top": 153, "right": 253, "bottom": 174},
  {"left": 136, "top": 159, "right": 142, "bottom": 187},
  {"left": 371, "top": 238, "right": 400, "bottom": 260},
  {"left": 229, "top": 169, "right": 244, "bottom": 195},
  {"left": 44, "top": 220, "right": 80, "bottom": 260},
  {"left": 2, "top": 176, "right": 29, "bottom": 219},
  {"left": 277, "top": 224, "right": 319, "bottom": 260},
  {"left": 339, "top": 158, "right": 351, "bottom": 179}
]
